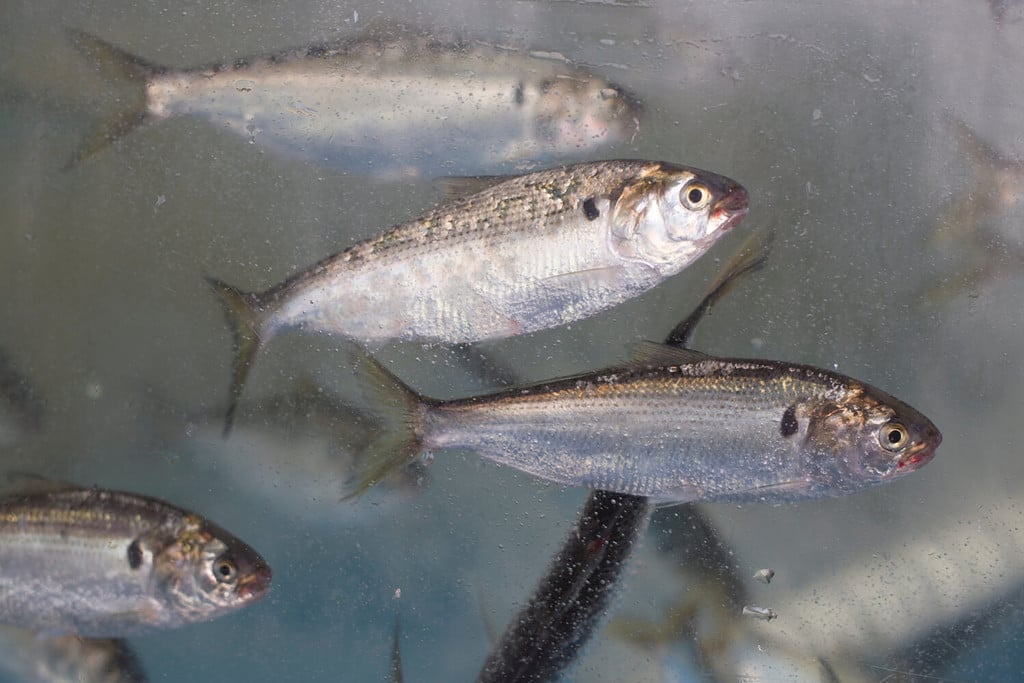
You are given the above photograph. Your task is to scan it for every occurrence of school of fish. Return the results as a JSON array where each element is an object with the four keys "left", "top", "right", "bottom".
[{"left": 0, "top": 17, "right": 948, "bottom": 682}]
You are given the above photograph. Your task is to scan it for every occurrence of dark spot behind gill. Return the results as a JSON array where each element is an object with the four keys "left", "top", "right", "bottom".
[
  {"left": 780, "top": 405, "right": 799, "bottom": 437},
  {"left": 582, "top": 197, "right": 600, "bottom": 221},
  {"left": 127, "top": 539, "right": 143, "bottom": 569}
]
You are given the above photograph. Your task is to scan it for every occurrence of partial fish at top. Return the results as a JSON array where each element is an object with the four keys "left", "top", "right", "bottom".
[
  {"left": 67, "top": 25, "right": 643, "bottom": 175},
  {"left": 207, "top": 159, "right": 749, "bottom": 433}
]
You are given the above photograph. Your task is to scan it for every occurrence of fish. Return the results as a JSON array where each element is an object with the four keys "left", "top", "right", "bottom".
[
  {"left": 477, "top": 231, "right": 768, "bottom": 682},
  {"left": 208, "top": 159, "right": 749, "bottom": 433},
  {"left": 157, "top": 375, "right": 430, "bottom": 525},
  {"left": 477, "top": 491, "right": 651, "bottom": 683},
  {"left": 0, "top": 628, "right": 147, "bottom": 683},
  {"left": 346, "top": 340, "right": 940, "bottom": 503},
  {"left": 0, "top": 480, "right": 271, "bottom": 637},
  {"left": 924, "top": 115, "right": 1024, "bottom": 302},
  {"left": 66, "top": 25, "right": 642, "bottom": 174},
  {"left": 935, "top": 115, "right": 1023, "bottom": 247},
  {"left": 0, "top": 349, "right": 45, "bottom": 448}
]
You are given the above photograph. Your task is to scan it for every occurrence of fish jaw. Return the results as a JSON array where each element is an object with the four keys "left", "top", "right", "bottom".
[
  {"left": 235, "top": 561, "right": 273, "bottom": 602},
  {"left": 711, "top": 186, "right": 750, "bottom": 233},
  {"left": 896, "top": 422, "right": 941, "bottom": 472}
]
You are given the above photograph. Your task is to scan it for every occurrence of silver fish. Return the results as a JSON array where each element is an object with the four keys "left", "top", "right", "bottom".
[
  {"left": 480, "top": 230, "right": 768, "bottom": 683},
  {"left": 348, "top": 343, "right": 940, "bottom": 503},
  {"left": 0, "top": 628, "right": 146, "bottom": 683},
  {"left": 0, "top": 481, "right": 271, "bottom": 637},
  {"left": 209, "top": 159, "right": 749, "bottom": 432},
  {"left": 68, "top": 25, "right": 642, "bottom": 175},
  {"left": 925, "top": 115, "right": 1024, "bottom": 301}
]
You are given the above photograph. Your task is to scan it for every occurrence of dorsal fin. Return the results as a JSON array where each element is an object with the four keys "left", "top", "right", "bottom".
[
  {"left": 627, "top": 341, "right": 712, "bottom": 367},
  {"left": 435, "top": 175, "right": 511, "bottom": 201}
]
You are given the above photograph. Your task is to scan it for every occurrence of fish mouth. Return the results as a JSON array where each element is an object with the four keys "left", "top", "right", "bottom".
[
  {"left": 237, "top": 563, "right": 273, "bottom": 601},
  {"left": 712, "top": 187, "right": 750, "bottom": 232},
  {"left": 897, "top": 432, "right": 941, "bottom": 471}
]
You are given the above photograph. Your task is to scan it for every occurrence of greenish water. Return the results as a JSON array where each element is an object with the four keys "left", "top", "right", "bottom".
[{"left": 1, "top": 1, "right": 1022, "bottom": 680}]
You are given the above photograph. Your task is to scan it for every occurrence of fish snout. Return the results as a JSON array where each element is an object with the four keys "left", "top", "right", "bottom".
[
  {"left": 717, "top": 185, "right": 749, "bottom": 214},
  {"left": 713, "top": 186, "right": 750, "bottom": 232},
  {"left": 898, "top": 425, "right": 942, "bottom": 471},
  {"left": 237, "top": 561, "right": 273, "bottom": 601}
]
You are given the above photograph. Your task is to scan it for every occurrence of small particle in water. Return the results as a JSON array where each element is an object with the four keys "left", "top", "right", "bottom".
[
  {"left": 753, "top": 568, "right": 775, "bottom": 584},
  {"left": 599, "top": 38, "right": 616, "bottom": 46},
  {"left": 393, "top": 588, "right": 401, "bottom": 599},
  {"left": 85, "top": 381, "right": 104, "bottom": 400},
  {"left": 743, "top": 605, "right": 777, "bottom": 621},
  {"left": 235, "top": 79, "right": 255, "bottom": 92},
  {"left": 812, "top": 108, "right": 822, "bottom": 121},
  {"left": 154, "top": 195, "right": 166, "bottom": 208}
]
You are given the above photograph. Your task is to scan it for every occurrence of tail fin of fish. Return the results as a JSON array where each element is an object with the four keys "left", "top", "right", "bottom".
[
  {"left": 65, "top": 30, "right": 162, "bottom": 167},
  {"left": 342, "top": 353, "right": 426, "bottom": 500},
  {"left": 205, "top": 277, "right": 274, "bottom": 437}
]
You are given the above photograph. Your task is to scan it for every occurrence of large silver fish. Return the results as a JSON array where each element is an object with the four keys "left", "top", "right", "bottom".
[
  {"left": 68, "top": 25, "right": 642, "bottom": 175},
  {"left": 0, "top": 481, "right": 271, "bottom": 637},
  {"left": 0, "top": 628, "right": 146, "bottom": 683},
  {"left": 209, "top": 159, "right": 749, "bottom": 432},
  {"left": 348, "top": 343, "right": 940, "bottom": 503}
]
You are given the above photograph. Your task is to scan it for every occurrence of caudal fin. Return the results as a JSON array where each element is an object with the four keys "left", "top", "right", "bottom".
[
  {"left": 205, "top": 277, "right": 272, "bottom": 437},
  {"left": 341, "top": 353, "right": 425, "bottom": 500},
  {"left": 65, "top": 30, "right": 162, "bottom": 167}
]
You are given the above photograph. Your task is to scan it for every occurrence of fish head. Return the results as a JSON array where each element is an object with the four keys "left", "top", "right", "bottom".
[
  {"left": 800, "top": 382, "right": 941, "bottom": 496},
  {"left": 149, "top": 514, "right": 272, "bottom": 623},
  {"left": 609, "top": 163, "right": 748, "bottom": 275},
  {"left": 527, "top": 76, "right": 643, "bottom": 155}
]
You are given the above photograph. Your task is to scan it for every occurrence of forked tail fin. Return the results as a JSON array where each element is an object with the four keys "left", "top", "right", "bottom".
[
  {"left": 65, "top": 29, "right": 163, "bottom": 167},
  {"left": 205, "top": 277, "right": 271, "bottom": 437},
  {"left": 341, "top": 352, "right": 426, "bottom": 500}
]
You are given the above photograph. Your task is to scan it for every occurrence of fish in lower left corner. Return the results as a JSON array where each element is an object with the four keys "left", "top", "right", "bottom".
[{"left": 0, "top": 479, "right": 271, "bottom": 637}]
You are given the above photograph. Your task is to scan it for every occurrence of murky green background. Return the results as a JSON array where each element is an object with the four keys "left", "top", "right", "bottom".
[{"left": 1, "top": 0, "right": 1022, "bottom": 680}]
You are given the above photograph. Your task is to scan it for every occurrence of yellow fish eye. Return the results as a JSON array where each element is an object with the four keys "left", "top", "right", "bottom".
[
  {"left": 680, "top": 183, "right": 711, "bottom": 211},
  {"left": 879, "top": 422, "right": 909, "bottom": 451}
]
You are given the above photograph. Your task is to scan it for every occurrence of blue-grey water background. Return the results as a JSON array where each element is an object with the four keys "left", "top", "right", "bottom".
[{"left": 1, "top": 0, "right": 1023, "bottom": 680}]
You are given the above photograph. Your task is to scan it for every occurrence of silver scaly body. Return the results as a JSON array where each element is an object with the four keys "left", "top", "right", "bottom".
[{"left": 0, "top": 486, "right": 270, "bottom": 637}]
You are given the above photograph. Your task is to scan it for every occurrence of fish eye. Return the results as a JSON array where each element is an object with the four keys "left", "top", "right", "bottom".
[
  {"left": 213, "top": 557, "right": 238, "bottom": 584},
  {"left": 681, "top": 183, "right": 711, "bottom": 210},
  {"left": 879, "top": 422, "right": 909, "bottom": 451}
]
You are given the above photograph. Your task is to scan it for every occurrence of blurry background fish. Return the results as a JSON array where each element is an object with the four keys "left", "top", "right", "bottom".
[
  {"left": 0, "top": 348, "right": 44, "bottom": 449},
  {"left": 148, "top": 374, "right": 430, "bottom": 527},
  {"left": 924, "top": 115, "right": 1024, "bottom": 302},
  {"left": 0, "top": 629, "right": 147, "bottom": 683},
  {"left": 65, "top": 23, "right": 642, "bottom": 177}
]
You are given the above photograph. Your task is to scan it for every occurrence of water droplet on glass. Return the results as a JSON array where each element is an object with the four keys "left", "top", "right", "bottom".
[
  {"left": 235, "top": 79, "right": 255, "bottom": 92},
  {"left": 753, "top": 568, "right": 775, "bottom": 584}
]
